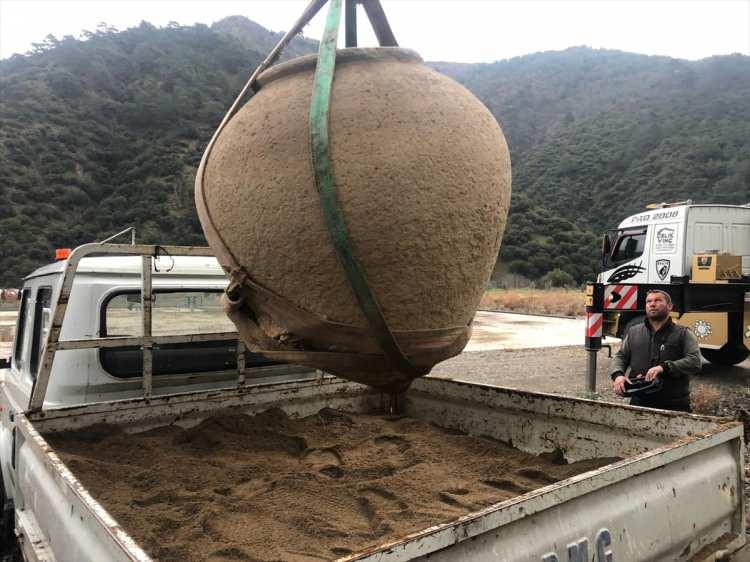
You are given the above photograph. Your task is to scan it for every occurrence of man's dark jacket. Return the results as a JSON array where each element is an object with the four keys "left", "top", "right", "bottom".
[{"left": 610, "top": 317, "right": 701, "bottom": 409}]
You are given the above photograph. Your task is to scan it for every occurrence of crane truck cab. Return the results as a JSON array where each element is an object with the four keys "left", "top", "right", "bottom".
[
  {"left": 592, "top": 202, "right": 750, "bottom": 366},
  {"left": 599, "top": 202, "right": 750, "bottom": 285}
]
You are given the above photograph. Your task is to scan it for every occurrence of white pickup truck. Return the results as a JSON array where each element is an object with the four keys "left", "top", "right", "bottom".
[{"left": 0, "top": 243, "right": 746, "bottom": 561}]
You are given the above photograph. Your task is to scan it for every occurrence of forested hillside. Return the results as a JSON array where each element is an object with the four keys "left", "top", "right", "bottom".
[
  {"left": 1, "top": 18, "right": 748, "bottom": 287},
  {"left": 433, "top": 50, "right": 750, "bottom": 277},
  {"left": 0, "top": 21, "right": 267, "bottom": 283}
]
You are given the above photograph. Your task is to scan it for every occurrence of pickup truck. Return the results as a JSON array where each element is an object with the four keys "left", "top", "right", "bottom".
[{"left": 1, "top": 243, "right": 746, "bottom": 561}]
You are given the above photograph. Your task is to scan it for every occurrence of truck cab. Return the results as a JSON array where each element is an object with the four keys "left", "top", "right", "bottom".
[
  {"left": 3, "top": 253, "right": 309, "bottom": 414},
  {"left": 599, "top": 203, "right": 750, "bottom": 285}
]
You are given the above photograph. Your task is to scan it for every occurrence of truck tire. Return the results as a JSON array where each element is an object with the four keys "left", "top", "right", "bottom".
[
  {"left": 701, "top": 345, "right": 750, "bottom": 367},
  {"left": 0, "top": 483, "right": 18, "bottom": 561}
]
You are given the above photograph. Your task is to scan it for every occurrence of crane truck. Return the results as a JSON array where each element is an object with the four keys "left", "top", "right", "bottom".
[{"left": 585, "top": 202, "right": 750, "bottom": 370}]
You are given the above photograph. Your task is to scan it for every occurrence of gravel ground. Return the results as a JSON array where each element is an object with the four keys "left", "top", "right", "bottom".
[
  {"left": 430, "top": 343, "right": 750, "bottom": 413},
  {"left": 430, "top": 344, "right": 623, "bottom": 400}
]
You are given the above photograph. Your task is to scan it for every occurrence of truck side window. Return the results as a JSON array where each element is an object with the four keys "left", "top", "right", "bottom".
[
  {"left": 606, "top": 228, "right": 647, "bottom": 268},
  {"left": 12, "top": 289, "right": 30, "bottom": 370},
  {"left": 29, "top": 287, "right": 53, "bottom": 380},
  {"left": 100, "top": 290, "right": 278, "bottom": 378}
]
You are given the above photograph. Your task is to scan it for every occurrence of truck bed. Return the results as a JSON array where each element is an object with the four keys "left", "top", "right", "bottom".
[
  {"left": 15, "top": 376, "right": 746, "bottom": 562},
  {"left": 44, "top": 401, "right": 619, "bottom": 561}
]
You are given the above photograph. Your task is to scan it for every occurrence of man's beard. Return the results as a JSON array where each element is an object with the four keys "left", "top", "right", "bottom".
[{"left": 647, "top": 309, "right": 669, "bottom": 321}]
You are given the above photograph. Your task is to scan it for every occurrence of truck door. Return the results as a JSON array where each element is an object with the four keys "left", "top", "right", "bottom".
[
  {"left": 28, "top": 287, "right": 52, "bottom": 381},
  {"left": 0, "top": 289, "right": 30, "bottom": 500},
  {"left": 3, "top": 284, "right": 57, "bottom": 414},
  {"left": 648, "top": 222, "right": 682, "bottom": 283},
  {"left": 10, "top": 289, "right": 30, "bottom": 376}
]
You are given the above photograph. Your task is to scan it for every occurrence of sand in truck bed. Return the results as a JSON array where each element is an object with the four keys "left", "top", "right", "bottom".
[{"left": 46, "top": 409, "right": 617, "bottom": 562}]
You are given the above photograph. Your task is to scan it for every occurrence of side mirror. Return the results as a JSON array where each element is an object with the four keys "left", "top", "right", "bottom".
[{"left": 0, "top": 357, "right": 9, "bottom": 369}]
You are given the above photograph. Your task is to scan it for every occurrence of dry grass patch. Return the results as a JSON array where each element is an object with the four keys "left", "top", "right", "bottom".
[
  {"left": 480, "top": 289, "right": 586, "bottom": 317},
  {"left": 691, "top": 384, "right": 722, "bottom": 415}
]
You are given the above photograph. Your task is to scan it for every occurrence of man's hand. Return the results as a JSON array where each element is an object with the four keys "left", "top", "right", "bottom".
[
  {"left": 645, "top": 365, "right": 663, "bottom": 381},
  {"left": 613, "top": 375, "right": 628, "bottom": 396}
]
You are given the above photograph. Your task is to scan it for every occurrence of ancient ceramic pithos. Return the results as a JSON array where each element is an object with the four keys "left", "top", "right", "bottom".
[{"left": 196, "top": 47, "right": 511, "bottom": 391}]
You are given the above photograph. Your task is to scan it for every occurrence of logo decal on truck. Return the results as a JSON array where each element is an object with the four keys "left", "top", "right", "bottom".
[
  {"left": 692, "top": 320, "right": 712, "bottom": 339},
  {"left": 607, "top": 263, "right": 646, "bottom": 283},
  {"left": 654, "top": 225, "right": 678, "bottom": 254},
  {"left": 656, "top": 259, "right": 671, "bottom": 281}
]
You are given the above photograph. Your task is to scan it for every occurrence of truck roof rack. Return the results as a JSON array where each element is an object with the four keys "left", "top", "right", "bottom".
[
  {"left": 27, "top": 243, "right": 246, "bottom": 413},
  {"left": 645, "top": 199, "right": 693, "bottom": 209}
]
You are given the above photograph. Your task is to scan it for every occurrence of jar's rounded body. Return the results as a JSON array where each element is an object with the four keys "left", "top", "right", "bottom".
[{"left": 199, "top": 48, "right": 511, "bottom": 388}]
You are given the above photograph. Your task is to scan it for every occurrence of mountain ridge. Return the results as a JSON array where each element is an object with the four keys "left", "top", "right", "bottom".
[
  {"left": 0, "top": 16, "right": 747, "bottom": 286},
  {"left": 210, "top": 15, "right": 319, "bottom": 60}
]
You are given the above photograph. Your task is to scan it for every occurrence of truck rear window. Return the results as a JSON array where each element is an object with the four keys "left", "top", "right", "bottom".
[
  {"left": 100, "top": 290, "right": 277, "bottom": 378},
  {"left": 104, "top": 291, "right": 235, "bottom": 336}
]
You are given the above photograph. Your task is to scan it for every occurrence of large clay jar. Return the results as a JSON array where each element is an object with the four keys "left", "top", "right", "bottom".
[{"left": 197, "top": 48, "right": 511, "bottom": 392}]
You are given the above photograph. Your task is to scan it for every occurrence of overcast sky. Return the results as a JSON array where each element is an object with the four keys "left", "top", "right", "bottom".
[{"left": 1, "top": 0, "right": 749, "bottom": 63}]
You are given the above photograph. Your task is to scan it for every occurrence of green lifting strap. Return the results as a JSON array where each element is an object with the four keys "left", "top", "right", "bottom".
[{"left": 309, "top": 0, "right": 421, "bottom": 376}]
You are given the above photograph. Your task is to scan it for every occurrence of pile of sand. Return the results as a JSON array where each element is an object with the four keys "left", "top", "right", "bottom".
[{"left": 47, "top": 410, "right": 617, "bottom": 561}]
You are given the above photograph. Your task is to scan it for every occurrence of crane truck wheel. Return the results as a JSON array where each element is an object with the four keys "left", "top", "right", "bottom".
[{"left": 701, "top": 345, "right": 750, "bottom": 367}]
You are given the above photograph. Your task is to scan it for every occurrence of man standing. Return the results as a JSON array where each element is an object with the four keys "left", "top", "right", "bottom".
[{"left": 611, "top": 289, "right": 701, "bottom": 412}]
